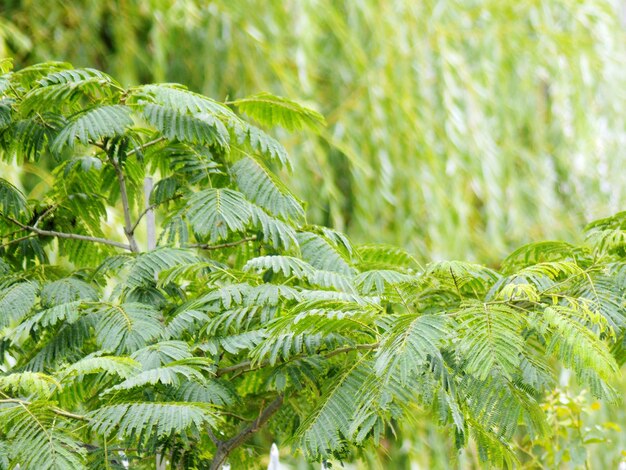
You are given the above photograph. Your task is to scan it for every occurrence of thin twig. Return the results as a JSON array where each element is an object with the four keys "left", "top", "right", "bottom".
[
  {"left": 130, "top": 203, "right": 158, "bottom": 235},
  {"left": 324, "top": 342, "right": 380, "bottom": 359},
  {"left": 190, "top": 236, "right": 258, "bottom": 251},
  {"left": 216, "top": 342, "right": 379, "bottom": 377},
  {"left": 129, "top": 194, "right": 182, "bottom": 235},
  {"left": 207, "top": 427, "right": 221, "bottom": 446},
  {"left": 2, "top": 215, "right": 131, "bottom": 251},
  {"left": 2, "top": 226, "right": 28, "bottom": 239},
  {"left": 107, "top": 154, "right": 139, "bottom": 252},
  {"left": 127, "top": 136, "right": 167, "bottom": 157},
  {"left": 0, "top": 398, "right": 88, "bottom": 421},
  {"left": 0, "top": 233, "right": 37, "bottom": 248},
  {"left": 32, "top": 204, "right": 59, "bottom": 229}
]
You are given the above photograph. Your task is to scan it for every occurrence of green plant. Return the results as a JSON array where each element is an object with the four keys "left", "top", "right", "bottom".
[
  {"left": 516, "top": 387, "right": 623, "bottom": 469},
  {"left": 0, "top": 61, "right": 624, "bottom": 469},
  {"left": 2, "top": 0, "right": 625, "bottom": 262}
]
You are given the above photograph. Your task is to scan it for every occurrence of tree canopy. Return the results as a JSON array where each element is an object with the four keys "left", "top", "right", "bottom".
[{"left": 0, "top": 61, "right": 624, "bottom": 468}]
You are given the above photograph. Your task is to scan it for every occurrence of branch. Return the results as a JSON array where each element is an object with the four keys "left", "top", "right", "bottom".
[
  {"left": 130, "top": 203, "right": 157, "bottom": 235},
  {"left": 206, "top": 427, "right": 221, "bottom": 446},
  {"left": 108, "top": 154, "right": 139, "bottom": 252},
  {"left": 209, "top": 395, "right": 284, "bottom": 470},
  {"left": 32, "top": 204, "right": 58, "bottom": 229},
  {"left": 127, "top": 136, "right": 167, "bottom": 157},
  {"left": 212, "top": 336, "right": 366, "bottom": 468},
  {"left": 129, "top": 194, "right": 182, "bottom": 235},
  {"left": 0, "top": 233, "right": 37, "bottom": 248},
  {"left": 2, "top": 215, "right": 132, "bottom": 251},
  {"left": 0, "top": 398, "right": 88, "bottom": 421},
  {"left": 324, "top": 342, "right": 380, "bottom": 358},
  {"left": 216, "top": 342, "right": 379, "bottom": 377},
  {"left": 190, "top": 236, "right": 257, "bottom": 251},
  {"left": 2, "top": 226, "right": 28, "bottom": 239}
]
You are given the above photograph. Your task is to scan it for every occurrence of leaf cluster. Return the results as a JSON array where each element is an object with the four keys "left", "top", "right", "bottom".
[{"left": 0, "top": 62, "right": 624, "bottom": 469}]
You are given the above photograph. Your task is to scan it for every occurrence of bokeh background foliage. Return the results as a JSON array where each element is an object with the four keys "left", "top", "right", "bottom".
[
  {"left": 3, "top": 0, "right": 625, "bottom": 263},
  {"left": 1, "top": 1, "right": 626, "bottom": 468}
]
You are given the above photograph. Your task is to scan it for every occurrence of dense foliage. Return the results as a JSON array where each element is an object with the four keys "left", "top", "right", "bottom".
[
  {"left": 0, "top": 61, "right": 624, "bottom": 469},
  {"left": 2, "top": 0, "right": 625, "bottom": 262}
]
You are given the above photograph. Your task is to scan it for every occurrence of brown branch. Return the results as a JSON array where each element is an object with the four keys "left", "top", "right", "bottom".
[
  {"left": 2, "top": 215, "right": 131, "bottom": 251},
  {"left": 190, "top": 236, "right": 258, "bottom": 251},
  {"left": 216, "top": 342, "right": 379, "bottom": 377},
  {"left": 209, "top": 395, "right": 284, "bottom": 470},
  {"left": 0, "top": 203, "right": 59, "bottom": 248},
  {"left": 209, "top": 345, "right": 374, "bottom": 467}
]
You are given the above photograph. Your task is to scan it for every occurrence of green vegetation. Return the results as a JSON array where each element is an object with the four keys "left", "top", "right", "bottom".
[
  {"left": 1, "top": 1, "right": 625, "bottom": 468},
  {"left": 2, "top": 0, "right": 625, "bottom": 261},
  {"left": 0, "top": 61, "right": 625, "bottom": 469}
]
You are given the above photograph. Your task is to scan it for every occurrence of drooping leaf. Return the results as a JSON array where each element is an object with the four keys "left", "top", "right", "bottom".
[
  {"left": 0, "top": 178, "right": 30, "bottom": 219},
  {"left": 93, "top": 303, "right": 162, "bottom": 353},
  {"left": 233, "top": 92, "right": 325, "bottom": 132},
  {"left": 52, "top": 105, "right": 132, "bottom": 152},
  {"left": 232, "top": 156, "right": 304, "bottom": 222},
  {"left": 185, "top": 188, "right": 252, "bottom": 242}
]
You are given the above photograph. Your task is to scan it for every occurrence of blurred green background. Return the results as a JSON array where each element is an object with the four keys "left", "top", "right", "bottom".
[
  {"left": 3, "top": 0, "right": 626, "bottom": 263},
  {"left": 1, "top": 0, "right": 625, "bottom": 467}
]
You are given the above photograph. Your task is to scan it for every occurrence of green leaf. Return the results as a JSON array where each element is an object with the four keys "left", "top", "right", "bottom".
[
  {"left": 0, "top": 371, "right": 60, "bottom": 398},
  {"left": 161, "top": 144, "right": 222, "bottom": 185},
  {"left": 455, "top": 302, "right": 526, "bottom": 380},
  {"left": 233, "top": 92, "right": 325, "bottom": 132},
  {"left": 244, "top": 255, "right": 316, "bottom": 278},
  {"left": 40, "top": 278, "right": 98, "bottom": 307},
  {"left": 142, "top": 103, "right": 229, "bottom": 147},
  {"left": 13, "top": 301, "right": 83, "bottom": 337},
  {"left": 88, "top": 402, "right": 219, "bottom": 440},
  {"left": 0, "top": 281, "right": 39, "bottom": 329},
  {"left": 59, "top": 354, "right": 140, "bottom": 382},
  {"left": 0, "top": 401, "right": 86, "bottom": 470},
  {"left": 249, "top": 205, "right": 298, "bottom": 249},
  {"left": 0, "top": 178, "right": 30, "bottom": 219},
  {"left": 21, "top": 68, "right": 120, "bottom": 114},
  {"left": 131, "top": 84, "right": 236, "bottom": 120},
  {"left": 175, "top": 380, "right": 236, "bottom": 406},
  {"left": 356, "top": 244, "right": 419, "bottom": 270},
  {"left": 93, "top": 302, "right": 162, "bottom": 353},
  {"left": 375, "top": 314, "right": 447, "bottom": 384},
  {"left": 355, "top": 269, "right": 416, "bottom": 295},
  {"left": 542, "top": 306, "right": 619, "bottom": 386},
  {"left": 297, "top": 232, "right": 355, "bottom": 276},
  {"left": 4, "top": 112, "right": 66, "bottom": 161},
  {"left": 106, "top": 359, "right": 211, "bottom": 392},
  {"left": 232, "top": 156, "right": 304, "bottom": 222},
  {"left": 124, "top": 248, "right": 201, "bottom": 289},
  {"left": 185, "top": 188, "right": 252, "bottom": 242},
  {"left": 51, "top": 105, "right": 132, "bottom": 151},
  {"left": 294, "top": 361, "right": 372, "bottom": 458},
  {"left": 131, "top": 341, "right": 193, "bottom": 369},
  {"left": 233, "top": 121, "right": 291, "bottom": 168}
]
